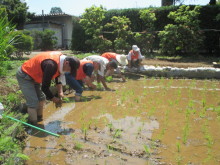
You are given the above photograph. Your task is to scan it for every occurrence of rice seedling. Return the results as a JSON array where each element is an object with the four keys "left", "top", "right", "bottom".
[
  {"left": 70, "top": 133, "right": 76, "bottom": 139},
  {"left": 202, "top": 121, "right": 214, "bottom": 148},
  {"left": 134, "top": 97, "right": 139, "bottom": 103},
  {"left": 148, "top": 107, "right": 156, "bottom": 116},
  {"left": 74, "top": 142, "right": 83, "bottom": 150},
  {"left": 113, "top": 129, "right": 122, "bottom": 139},
  {"left": 176, "top": 155, "right": 182, "bottom": 165},
  {"left": 176, "top": 142, "right": 181, "bottom": 152},
  {"left": 142, "top": 89, "right": 147, "bottom": 96},
  {"left": 137, "top": 126, "right": 142, "bottom": 135},
  {"left": 182, "top": 122, "right": 189, "bottom": 144},
  {"left": 82, "top": 125, "right": 88, "bottom": 141},
  {"left": 105, "top": 76, "right": 113, "bottom": 82},
  {"left": 168, "top": 100, "right": 174, "bottom": 106},
  {"left": 107, "top": 122, "right": 114, "bottom": 132},
  {"left": 203, "top": 149, "right": 213, "bottom": 163},
  {"left": 143, "top": 144, "right": 151, "bottom": 155}
]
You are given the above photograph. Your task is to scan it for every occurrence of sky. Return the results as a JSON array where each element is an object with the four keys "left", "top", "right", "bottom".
[{"left": 24, "top": 0, "right": 209, "bottom": 16}]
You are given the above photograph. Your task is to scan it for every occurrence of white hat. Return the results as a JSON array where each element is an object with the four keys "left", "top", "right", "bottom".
[
  {"left": 132, "top": 45, "right": 140, "bottom": 52},
  {"left": 116, "top": 55, "right": 128, "bottom": 66}
]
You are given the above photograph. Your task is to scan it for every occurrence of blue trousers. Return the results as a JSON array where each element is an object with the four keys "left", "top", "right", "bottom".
[{"left": 65, "top": 73, "right": 83, "bottom": 96}]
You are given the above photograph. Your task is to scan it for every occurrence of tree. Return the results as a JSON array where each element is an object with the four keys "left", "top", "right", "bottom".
[
  {"left": 159, "top": 5, "right": 203, "bottom": 55},
  {"left": 71, "top": 17, "right": 91, "bottom": 52},
  {"left": 134, "top": 9, "right": 157, "bottom": 54},
  {"left": 0, "top": 0, "right": 29, "bottom": 29},
  {"left": 80, "top": 5, "right": 112, "bottom": 52},
  {"left": 209, "top": 0, "right": 216, "bottom": 5},
  {"left": 105, "top": 16, "right": 132, "bottom": 53},
  {"left": 50, "top": 7, "right": 63, "bottom": 14},
  {"left": 39, "top": 29, "right": 57, "bottom": 51},
  {"left": 13, "top": 30, "right": 33, "bottom": 57}
]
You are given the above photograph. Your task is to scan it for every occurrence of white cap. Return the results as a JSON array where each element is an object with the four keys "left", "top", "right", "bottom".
[
  {"left": 132, "top": 45, "right": 140, "bottom": 52},
  {"left": 116, "top": 55, "right": 128, "bottom": 66}
]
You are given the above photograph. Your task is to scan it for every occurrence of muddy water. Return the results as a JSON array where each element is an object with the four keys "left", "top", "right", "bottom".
[{"left": 23, "top": 77, "right": 220, "bottom": 165}]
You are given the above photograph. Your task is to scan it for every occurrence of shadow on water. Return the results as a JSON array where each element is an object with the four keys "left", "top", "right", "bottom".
[
  {"left": 124, "top": 72, "right": 145, "bottom": 80},
  {"left": 28, "top": 120, "right": 75, "bottom": 137},
  {"left": 67, "top": 95, "right": 102, "bottom": 102}
]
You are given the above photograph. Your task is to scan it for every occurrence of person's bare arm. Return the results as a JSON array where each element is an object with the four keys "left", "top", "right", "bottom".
[
  {"left": 56, "top": 83, "right": 64, "bottom": 98},
  {"left": 97, "top": 74, "right": 110, "bottom": 90},
  {"left": 83, "top": 76, "right": 96, "bottom": 89}
]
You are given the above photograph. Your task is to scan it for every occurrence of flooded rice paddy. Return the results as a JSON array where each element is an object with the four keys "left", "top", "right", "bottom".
[{"left": 23, "top": 76, "right": 220, "bottom": 165}]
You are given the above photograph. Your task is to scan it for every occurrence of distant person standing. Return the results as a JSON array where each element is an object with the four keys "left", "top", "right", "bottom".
[
  {"left": 101, "top": 52, "right": 128, "bottom": 81},
  {"left": 127, "top": 45, "right": 144, "bottom": 68}
]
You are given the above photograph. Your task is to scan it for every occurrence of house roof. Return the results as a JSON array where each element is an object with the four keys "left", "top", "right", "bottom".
[{"left": 34, "top": 13, "right": 72, "bottom": 18}]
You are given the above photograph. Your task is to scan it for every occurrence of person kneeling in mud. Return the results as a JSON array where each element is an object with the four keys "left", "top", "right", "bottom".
[
  {"left": 65, "top": 60, "right": 100, "bottom": 101},
  {"left": 83, "top": 55, "right": 118, "bottom": 91},
  {"left": 101, "top": 52, "right": 128, "bottom": 82},
  {"left": 127, "top": 45, "right": 144, "bottom": 70},
  {"left": 16, "top": 51, "right": 80, "bottom": 125}
]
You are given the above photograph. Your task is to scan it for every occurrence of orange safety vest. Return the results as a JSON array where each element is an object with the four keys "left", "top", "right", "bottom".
[
  {"left": 76, "top": 60, "right": 93, "bottom": 80},
  {"left": 129, "top": 50, "right": 139, "bottom": 60},
  {"left": 22, "top": 51, "right": 62, "bottom": 83},
  {"left": 101, "top": 52, "right": 117, "bottom": 61}
]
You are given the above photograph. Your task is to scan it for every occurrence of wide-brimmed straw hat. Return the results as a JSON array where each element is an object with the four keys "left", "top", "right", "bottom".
[
  {"left": 116, "top": 55, "right": 128, "bottom": 66},
  {"left": 132, "top": 45, "right": 140, "bottom": 52}
]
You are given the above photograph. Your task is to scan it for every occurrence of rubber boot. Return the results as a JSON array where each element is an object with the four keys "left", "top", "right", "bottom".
[
  {"left": 27, "top": 108, "right": 38, "bottom": 125},
  {"left": 37, "top": 100, "right": 45, "bottom": 122}
]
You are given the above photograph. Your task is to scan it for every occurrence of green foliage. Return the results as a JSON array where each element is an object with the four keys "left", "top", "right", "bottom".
[
  {"left": 216, "top": 13, "right": 220, "bottom": 21},
  {"left": 39, "top": 29, "right": 57, "bottom": 51},
  {"left": 105, "top": 76, "right": 113, "bottom": 82},
  {"left": 50, "top": 7, "right": 63, "bottom": 14},
  {"left": 0, "top": 0, "right": 29, "bottom": 29},
  {"left": 71, "top": 17, "right": 92, "bottom": 52},
  {"left": 0, "top": 9, "right": 17, "bottom": 62},
  {"left": 158, "top": 5, "right": 203, "bottom": 55},
  {"left": 27, "top": 30, "right": 42, "bottom": 50},
  {"left": 24, "top": 29, "right": 57, "bottom": 51},
  {"left": 0, "top": 112, "right": 28, "bottom": 164},
  {"left": 13, "top": 30, "right": 33, "bottom": 53},
  {"left": 80, "top": 5, "right": 112, "bottom": 52},
  {"left": 105, "top": 16, "right": 132, "bottom": 52},
  {"left": 140, "top": 9, "right": 157, "bottom": 29},
  {"left": 77, "top": 5, "right": 220, "bottom": 54},
  {"left": 134, "top": 9, "right": 157, "bottom": 54}
]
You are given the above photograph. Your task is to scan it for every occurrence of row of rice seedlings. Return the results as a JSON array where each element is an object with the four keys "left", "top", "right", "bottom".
[
  {"left": 182, "top": 103, "right": 193, "bottom": 144},
  {"left": 157, "top": 109, "right": 170, "bottom": 140},
  {"left": 200, "top": 98, "right": 207, "bottom": 118},
  {"left": 202, "top": 120, "right": 214, "bottom": 163}
]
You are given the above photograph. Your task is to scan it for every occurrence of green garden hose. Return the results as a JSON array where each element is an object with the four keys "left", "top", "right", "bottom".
[{"left": 1, "top": 114, "right": 60, "bottom": 137}]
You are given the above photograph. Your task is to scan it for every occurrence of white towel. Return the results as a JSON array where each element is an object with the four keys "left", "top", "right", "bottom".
[{"left": 58, "top": 55, "right": 67, "bottom": 85}]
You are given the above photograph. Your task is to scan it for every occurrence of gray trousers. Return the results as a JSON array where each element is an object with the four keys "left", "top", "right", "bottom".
[{"left": 16, "top": 67, "right": 46, "bottom": 109}]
